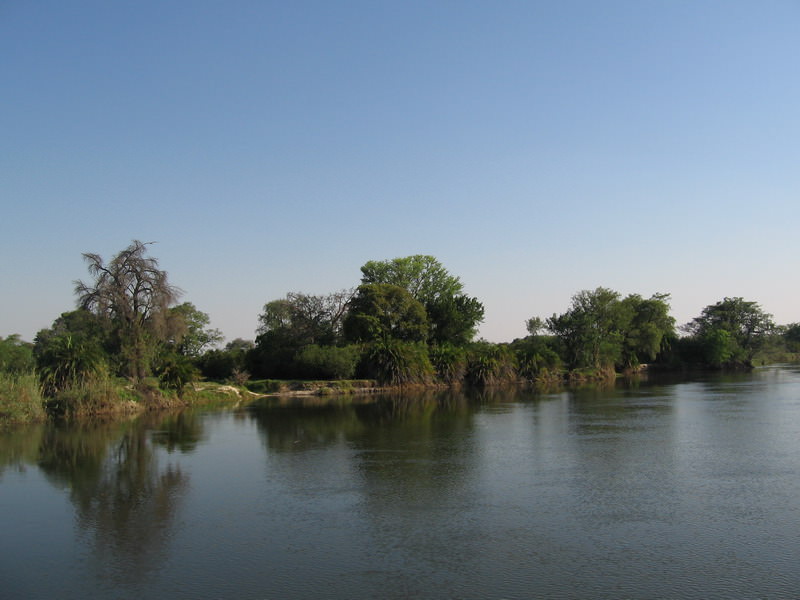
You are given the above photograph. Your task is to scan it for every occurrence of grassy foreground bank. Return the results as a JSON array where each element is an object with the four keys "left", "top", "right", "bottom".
[{"left": 0, "top": 373, "right": 254, "bottom": 426}]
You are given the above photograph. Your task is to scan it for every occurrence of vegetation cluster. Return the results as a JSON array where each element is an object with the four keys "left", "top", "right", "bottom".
[{"left": 1, "top": 240, "right": 797, "bottom": 423}]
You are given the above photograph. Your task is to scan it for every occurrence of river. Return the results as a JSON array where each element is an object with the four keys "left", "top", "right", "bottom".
[{"left": 2, "top": 366, "right": 800, "bottom": 599}]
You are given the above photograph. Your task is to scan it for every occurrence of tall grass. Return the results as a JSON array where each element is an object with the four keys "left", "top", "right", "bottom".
[
  {"left": 465, "top": 343, "right": 518, "bottom": 387},
  {"left": 49, "top": 375, "right": 138, "bottom": 417},
  {"left": 0, "top": 372, "right": 46, "bottom": 423},
  {"left": 359, "top": 340, "right": 434, "bottom": 386},
  {"left": 429, "top": 344, "right": 467, "bottom": 384}
]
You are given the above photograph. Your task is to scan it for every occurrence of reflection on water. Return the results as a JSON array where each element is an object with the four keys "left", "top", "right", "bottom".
[
  {"left": 1, "top": 413, "right": 200, "bottom": 593},
  {"left": 3, "top": 367, "right": 800, "bottom": 599}
]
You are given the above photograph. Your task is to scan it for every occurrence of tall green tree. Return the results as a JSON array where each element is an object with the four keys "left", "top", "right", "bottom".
[
  {"left": 619, "top": 293, "right": 675, "bottom": 368},
  {"left": 544, "top": 288, "right": 674, "bottom": 371},
  {"left": 426, "top": 295, "right": 485, "bottom": 346},
  {"left": 360, "top": 255, "right": 463, "bottom": 305},
  {"left": 684, "top": 297, "right": 774, "bottom": 367},
  {"left": 74, "top": 240, "right": 181, "bottom": 380},
  {"left": 359, "top": 255, "right": 483, "bottom": 345},
  {"left": 547, "top": 287, "right": 624, "bottom": 370},
  {"left": 343, "top": 284, "right": 428, "bottom": 343}
]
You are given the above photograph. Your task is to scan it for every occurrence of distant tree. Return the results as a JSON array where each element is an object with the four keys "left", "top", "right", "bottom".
[
  {"left": 544, "top": 288, "right": 674, "bottom": 371},
  {"left": 252, "top": 290, "right": 353, "bottom": 379},
  {"left": 0, "top": 334, "right": 35, "bottom": 374},
  {"left": 167, "top": 302, "right": 223, "bottom": 357},
  {"left": 225, "top": 338, "right": 255, "bottom": 353},
  {"left": 74, "top": 240, "right": 181, "bottom": 380},
  {"left": 547, "top": 287, "right": 624, "bottom": 370},
  {"left": 784, "top": 323, "right": 800, "bottom": 353},
  {"left": 343, "top": 284, "right": 428, "bottom": 343},
  {"left": 198, "top": 338, "right": 254, "bottom": 381},
  {"left": 34, "top": 309, "right": 111, "bottom": 356},
  {"left": 256, "top": 289, "right": 353, "bottom": 346},
  {"left": 525, "top": 317, "right": 544, "bottom": 336},
  {"left": 683, "top": 297, "right": 774, "bottom": 367},
  {"left": 619, "top": 293, "right": 675, "bottom": 368}
]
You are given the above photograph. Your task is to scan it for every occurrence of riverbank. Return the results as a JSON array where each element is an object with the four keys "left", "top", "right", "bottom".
[
  {"left": 0, "top": 377, "right": 252, "bottom": 427},
  {"left": 0, "top": 363, "right": 765, "bottom": 427}
]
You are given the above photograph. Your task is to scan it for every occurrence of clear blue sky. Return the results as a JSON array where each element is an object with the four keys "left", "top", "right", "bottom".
[{"left": 2, "top": 0, "right": 799, "bottom": 344}]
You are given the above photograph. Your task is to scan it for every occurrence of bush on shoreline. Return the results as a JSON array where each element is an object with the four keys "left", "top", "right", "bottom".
[{"left": 0, "top": 372, "right": 46, "bottom": 424}]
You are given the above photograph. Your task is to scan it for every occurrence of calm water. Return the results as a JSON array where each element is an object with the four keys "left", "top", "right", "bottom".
[{"left": 3, "top": 366, "right": 800, "bottom": 599}]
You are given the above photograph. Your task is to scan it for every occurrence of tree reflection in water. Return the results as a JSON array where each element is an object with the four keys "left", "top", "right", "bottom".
[{"left": 34, "top": 413, "right": 201, "bottom": 585}]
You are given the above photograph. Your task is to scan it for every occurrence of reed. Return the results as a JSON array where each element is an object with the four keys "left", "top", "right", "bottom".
[{"left": 0, "top": 372, "right": 46, "bottom": 424}]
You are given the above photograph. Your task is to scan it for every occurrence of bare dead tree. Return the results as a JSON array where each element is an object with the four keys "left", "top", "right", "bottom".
[{"left": 74, "top": 240, "right": 182, "bottom": 380}]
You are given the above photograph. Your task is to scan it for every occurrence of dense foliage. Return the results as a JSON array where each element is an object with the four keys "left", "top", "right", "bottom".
[
  {"left": 4, "top": 244, "right": 800, "bottom": 423},
  {"left": 679, "top": 297, "right": 775, "bottom": 368},
  {"left": 544, "top": 288, "right": 675, "bottom": 371}
]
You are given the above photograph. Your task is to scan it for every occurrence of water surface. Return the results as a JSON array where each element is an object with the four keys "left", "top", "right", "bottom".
[{"left": 3, "top": 366, "right": 800, "bottom": 598}]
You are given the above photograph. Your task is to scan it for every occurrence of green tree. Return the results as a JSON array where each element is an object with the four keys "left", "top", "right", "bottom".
[
  {"left": 0, "top": 334, "right": 35, "bottom": 374},
  {"left": 684, "top": 297, "right": 774, "bottom": 367},
  {"left": 252, "top": 290, "right": 353, "bottom": 378},
  {"left": 74, "top": 240, "right": 181, "bottom": 380},
  {"left": 547, "top": 287, "right": 625, "bottom": 370},
  {"left": 701, "top": 328, "right": 735, "bottom": 367},
  {"left": 544, "top": 288, "right": 674, "bottom": 371},
  {"left": 344, "top": 284, "right": 428, "bottom": 343},
  {"left": 197, "top": 339, "right": 254, "bottom": 381},
  {"left": 360, "top": 255, "right": 483, "bottom": 345},
  {"left": 510, "top": 334, "right": 562, "bottom": 381},
  {"left": 426, "top": 294, "right": 485, "bottom": 346},
  {"left": 167, "top": 302, "right": 223, "bottom": 357},
  {"left": 784, "top": 323, "right": 800, "bottom": 353},
  {"left": 256, "top": 289, "right": 353, "bottom": 346},
  {"left": 360, "top": 255, "right": 463, "bottom": 305},
  {"left": 618, "top": 293, "right": 675, "bottom": 368}
]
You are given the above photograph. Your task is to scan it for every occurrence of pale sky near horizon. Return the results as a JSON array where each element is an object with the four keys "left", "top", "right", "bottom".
[{"left": 2, "top": 1, "right": 799, "bottom": 344}]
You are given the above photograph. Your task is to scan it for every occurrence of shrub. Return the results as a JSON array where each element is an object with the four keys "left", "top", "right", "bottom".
[
  {"left": 357, "top": 340, "right": 434, "bottom": 386},
  {"left": 429, "top": 344, "right": 467, "bottom": 384},
  {"left": 511, "top": 337, "right": 562, "bottom": 381},
  {"left": 156, "top": 353, "right": 199, "bottom": 396},
  {"left": 36, "top": 334, "right": 107, "bottom": 396},
  {"left": 465, "top": 343, "right": 518, "bottom": 386},
  {"left": 0, "top": 372, "right": 46, "bottom": 423},
  {"left": 48, "top": 373, "right": 132, "bottom": 417},
  {"left": 294, "top": 344, "right": 360, "bottom": 380}
]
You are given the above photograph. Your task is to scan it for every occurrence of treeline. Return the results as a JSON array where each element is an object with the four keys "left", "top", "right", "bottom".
[{"left": 1, "top": 240, "right": 798, "bottom": 421}]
